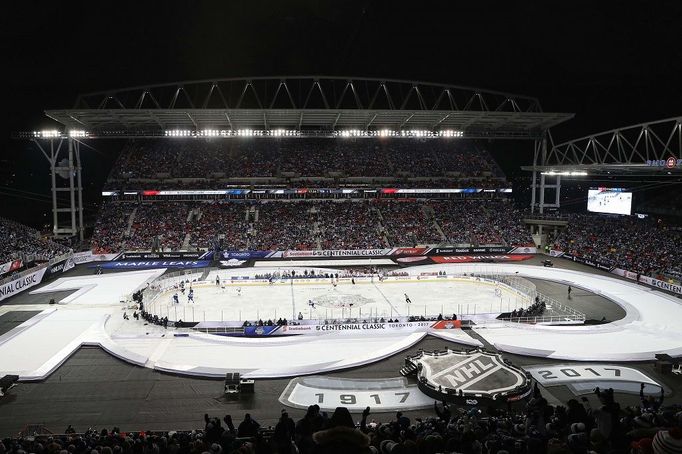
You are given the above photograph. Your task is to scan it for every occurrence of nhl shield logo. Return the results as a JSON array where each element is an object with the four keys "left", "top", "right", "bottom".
[{"left": 404, "top": 349, "right": 530, "bottom": 405}]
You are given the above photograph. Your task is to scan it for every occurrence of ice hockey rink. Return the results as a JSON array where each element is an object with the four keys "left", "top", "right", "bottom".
[
  {"left": 1, "top": 262, "right": 681, "bottom": 380},
  {"left": 146, "top": 269, "right": 528, "bottom": 324}
]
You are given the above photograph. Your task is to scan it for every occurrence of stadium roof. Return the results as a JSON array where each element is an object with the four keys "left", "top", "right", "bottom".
[
  {"left": 42, "top": 77, "right": 574, "bottom": 139},
  {"left": 522, "top": 116, "right": 682, "bottom": 175}
]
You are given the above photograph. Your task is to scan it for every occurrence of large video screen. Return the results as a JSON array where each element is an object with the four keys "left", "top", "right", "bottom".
[{"left": 587, "top": 188, "right": 632, "bottom": 215}]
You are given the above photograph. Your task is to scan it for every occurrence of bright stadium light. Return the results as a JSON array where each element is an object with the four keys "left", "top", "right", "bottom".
[
  {"left": 439, "top": 129, "right": 464, "bottom": 138},
  {"left": 541, "top": 171, "right": 588, "bottom": 176},
  {"left": 34, "top": 130, "right": 61, "bottom": 138},
  {"left": 68, "top": 130, "right": 88, "bottom": 138},
  {"left": 165, "top": 129, "right": 193, "bottom": 137}
]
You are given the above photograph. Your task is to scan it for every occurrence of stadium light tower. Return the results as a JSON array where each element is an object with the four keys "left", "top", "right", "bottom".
[{"left": 29, "top": 133, "right": 85, "bottom": 240}]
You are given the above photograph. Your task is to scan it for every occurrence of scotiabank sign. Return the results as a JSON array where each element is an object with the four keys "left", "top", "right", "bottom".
[
  {"left": 428, "top": 247, "right": 512, "bottom": 255},
  {"left": 116, "top": 251, "right": 213, "bottom": 260},
  {"left": 0, "top": 268, "right": 47, "bottom": 302},
  {"left": 561, "top": 253, "right": 615, "bottom": 272}
]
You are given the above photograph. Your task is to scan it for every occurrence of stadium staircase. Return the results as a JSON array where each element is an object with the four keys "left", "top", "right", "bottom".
[
  {"left": 182, "top": 209, "right": 201, "bottom": 250},
  {"left": 125, "top": 207, "right": 138, "bottom": 236},
  {"left": 399, "top": 361, "right": 418, "bottom": 377},
  {"left": 371, "top": 206, "right": 391, "bottom": 247},
  {"left": 423, "top": 205, "right": 447, "bottom": 242}
]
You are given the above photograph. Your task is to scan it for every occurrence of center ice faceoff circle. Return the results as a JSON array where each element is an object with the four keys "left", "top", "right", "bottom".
[{"left": 310, "top": 290, "right": 376, "bottom": 308}]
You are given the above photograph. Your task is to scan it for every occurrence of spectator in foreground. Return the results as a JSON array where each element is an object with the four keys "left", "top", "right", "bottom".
[
  {"left": 311, "top": 406, "right": 371, "bottom": 454},
  {"left": 237, "top": 413, "right": 260, "bottom": 438}
]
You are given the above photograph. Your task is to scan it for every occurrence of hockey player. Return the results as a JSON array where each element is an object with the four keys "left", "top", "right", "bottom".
[
  {"left": 404, "top": 293, "right": 412, "bottom": 304},
  {"left": 236, "top": 287, "right": 242, "bottom": 296},
  {"left": 187, "top": 288, "right": 194, "bottom": 303},
  {"left": 216, "top": 275, "right": 220, "bottom": 286},
  {"left": 173, "top": 293, "right": 179, "bottom": 304}
]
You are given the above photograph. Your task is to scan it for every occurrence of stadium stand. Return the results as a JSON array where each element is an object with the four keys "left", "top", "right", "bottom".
[
  {"left": 1, "top": 384, "right": 679, "bottom": 454},
  {"left": 553, "top": 214, "right": 682, "bottom": 279},
  {"left": 0, "top": 217, "right": 71, "bottom": 264},
  {"left": 105, "top": 139, "right": 506, "bottom": 185},
  {"left": 89, "top": 199, "right": 533, "bottom": 252},
  {"left": 316, "top": 201, "right": 384, "bottom": 250}
]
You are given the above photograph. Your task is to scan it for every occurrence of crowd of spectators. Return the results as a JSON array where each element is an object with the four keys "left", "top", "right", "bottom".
[
  {"left": 90, "top": 203, "right": 137, "bottom": 254},
  {"left": 102, "top": 177, "right": 508, "bottom": 191},
  {"left": 2, "top": 383, "right": 680, "bottom": 454},
  {"left": 249, "top": 203, "right": 317, "bottom": 251},
  {"left": 126, "top": 203, "right": 191, "bottom": 251},
  {"left": 188, "top": 203, "right": 251, "bottom": 251},
  {"left": 553, "top": 214, "right": 682, "bottom": 279},
  {"left": 316, "top": 201, "right": 384, "bottom": 249},
  {"left": 433, "top": 200, "right": 533, "bottom": 246},
  {"left": 0, "top": 217, "right": 71, "bottom": 264},
  {"left": 107, "top": 139, "right": 506, "bottom": 181},
  {"left": 88, "top": 199, "right": 535, "bottom": 252},
  {"left": 377, "top": 202, "right": 443, "bottom": 247}
]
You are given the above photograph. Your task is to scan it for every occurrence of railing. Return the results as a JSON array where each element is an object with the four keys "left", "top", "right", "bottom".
[
  {"left": 468, "top": 271, "right": 586, "bottom": 323},
  {"left": 141, "top": 267, "right": 586, "bottom": 327},
  {"left": 496, "top": 314, "right": 585, "bottom": 324}
]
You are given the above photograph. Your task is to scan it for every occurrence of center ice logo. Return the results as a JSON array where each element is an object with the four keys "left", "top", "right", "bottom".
[{"left": 403, "top": 349, "right": 531, "bottom": 404}]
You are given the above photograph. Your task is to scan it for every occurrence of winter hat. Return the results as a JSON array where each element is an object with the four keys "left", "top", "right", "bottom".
[
  {"left": 329, "top": 407, "right": 355, "bottom": 429},
  {"left": 631, "top": 437, "right": 654, "bottom": 454},
  {"left": 652, "top": 428, "right": 682, "bottom": 454},
  {"left": 380, "top": 440, "right": 398, "bottom": 454},
  {"left": 571, "top": 422, "right": 586, "bottom": 433}
]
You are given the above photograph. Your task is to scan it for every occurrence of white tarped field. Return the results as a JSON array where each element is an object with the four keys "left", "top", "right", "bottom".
[{"left": 0, "top": 263, "right": 681, "bottom": 380}]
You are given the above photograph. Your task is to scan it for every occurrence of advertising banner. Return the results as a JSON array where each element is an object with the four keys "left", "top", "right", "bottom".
[
  {"left": 429, "top": 255, "right": 533, "bottom": 264},
  {"left": 311, "top": 321, "right": 432, "bottom": 333},
  {"left": 221, "top": 250, "right": 274, "bottom": 259},
  {"left": 0, "top": 267, "right": 47, "bottom": 302},
  {"left": 430, "top": 320, "right": 463, "bottom": 329},
  {"left": 87, "top": 253, "right": 119, "bottom": 262},
  {"left": 282, "top": 249, "right": 391, "bottom": 258},
  {"left": 548, "top": 250, "right": 565, "bottom": 258},
  {"left": 115, "top": 251, "right": 214, "bottom": 260},
  {"left": 426, "top": 246, "right": 513, "bottom": 255},
  {"left": 0, "top": 259, "right": 22, "bottom": 276},
  {"left": 559, "top": 253, "right": 615, "bottom": 272},
  {"left": 244, "top": 325, "right": 281, "bottom": 336},
  {"left": 389, "top": 247, "right": 429, "bottom": 256},
  {"left": 639, "top": 275, "right": 682, "bottom": 295},
  {"left": 394, "top": 256, "right": 433, "bottom": 265},
  {"left": 72, "top": 251, "right": 94, "bottom": 264},
  {"left": 100, "top": 260, "right": 212, "bottom": 269},
  {"left": 508, "top": 246, "right": 537, "bottom": 254},
  {"left": 43, "top": 256, "right": 76, "bottom": 279},
  {"left": 218, "top": 259, "right": 248, "bottom": 268}
]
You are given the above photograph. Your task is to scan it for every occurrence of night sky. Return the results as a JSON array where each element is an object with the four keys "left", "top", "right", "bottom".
[{"left": 2, "top": 1, "right": 681, "bottom": 227}]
